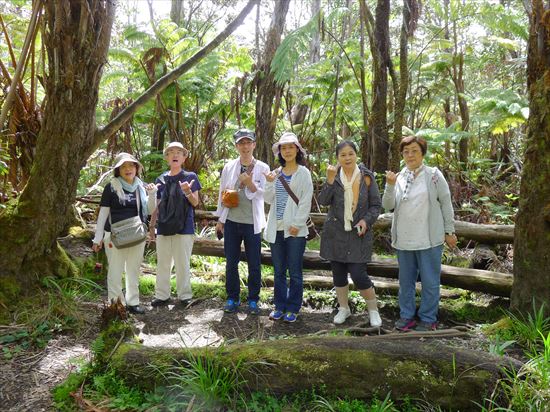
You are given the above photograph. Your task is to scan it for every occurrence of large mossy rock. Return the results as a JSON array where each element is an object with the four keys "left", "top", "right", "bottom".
[{"left": 109, "top": 336, "right": 522, "bottom": 410}]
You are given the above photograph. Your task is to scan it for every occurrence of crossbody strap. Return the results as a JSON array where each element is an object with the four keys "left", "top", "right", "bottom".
[
  {"left": 278, "top": 172, "right": 299, "bottom": 205},
  {"left": 109, "top": 187, "right": 142, "bottom": 225},
  {"left": 237, "top": 159, "right": 256, "bottom": 189}
]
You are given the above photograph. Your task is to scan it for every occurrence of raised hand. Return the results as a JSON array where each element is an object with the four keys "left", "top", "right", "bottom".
[
  {"left": 263, "top": 170, "right": 278, "bottom": 183},
  {"left": 145, "top": 183, "right": 160, "bottom": 193},
  {"left": 385, "top": 171, "right": 398, "bottom": 185},
  {"left": 239, "top": 172, "right": 252, "bottom": 187},
  {"left": 326, "top": 165, "right": 338, "bottom": 184},
  {"left": 180, "top": 179, "right": 195, "bottom": 195}
]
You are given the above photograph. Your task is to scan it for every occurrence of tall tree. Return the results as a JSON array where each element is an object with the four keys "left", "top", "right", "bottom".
[
  {"left": 254, "top": 0, "right": 291, "bottom": 165},
  {"left": 511, "top": 0, "right": 550, "bottom": 316},
  {"left": 0, "top": 0, "right": 258, "bottom": 292},
  {"left": 360, "top": 0, "right": 391, "bottom": 173}
]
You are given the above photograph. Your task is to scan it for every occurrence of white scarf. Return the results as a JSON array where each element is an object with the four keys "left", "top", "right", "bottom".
[{"left": 340, "top": 165, "right": 360, "bottom": 231}]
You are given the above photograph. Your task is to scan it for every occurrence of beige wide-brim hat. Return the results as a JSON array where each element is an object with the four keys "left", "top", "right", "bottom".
[
  {"left": 163, "top": 141, "right": 189, "bottom": 156},
  {"left": 272, "top": 132, "right": 307, "bottom": 157},
  {"left": 113, "top": 152, "right": 143, "bottom": 174}
]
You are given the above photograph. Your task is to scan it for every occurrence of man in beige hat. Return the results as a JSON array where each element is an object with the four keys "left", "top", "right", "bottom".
[{"left": 146, "top": 142, "right": 201, "bottom": 307}]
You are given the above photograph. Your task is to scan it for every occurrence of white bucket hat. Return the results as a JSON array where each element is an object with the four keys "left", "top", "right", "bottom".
[
  {"left": 272, "top": 132, "right": 307, "bottom": 157},
  {"left": 163, "top": 141, "right": 189, "bottom": 156},
  {"left": 113, "top": 152, "right": 143, "bottom": 175}
]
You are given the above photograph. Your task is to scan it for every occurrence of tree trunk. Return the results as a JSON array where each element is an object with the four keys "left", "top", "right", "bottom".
[
  {"left": 389, "top": 0, "right": 419, "bottom": 172},
  {"left": 0, "top": 0, "right": 115, "bottom": 281},
  {"left": 254, "top": 0, "right": 290, "bottom": 164},
  {"left": 0, "top": 0, "right": 258, "bottom": 293},
  {"left": 109, "top": 336, "right": 522, "bottom": 410},
  {"left": 361, "top": 0, "right": 390, "bottom": 173},
  {"left": 511, "top": 0, "right": 550, "bottom": 316}
]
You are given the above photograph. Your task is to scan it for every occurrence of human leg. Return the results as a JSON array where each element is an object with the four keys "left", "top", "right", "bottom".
[
  {"left": 348, "top": 263, "right": 381, "bottom": 327},
  {"left": 104, "top": 233, "right": 125, "bottom": 304},
  {"left": 417, "top": 245, "right": 443, "bottom": 324},
  {"left": 155, "top": 235, "right": 173, "bottom": 301},
  {"left": 285, "top": 236, "right": 306, "bottom": 313},
  {"left": 223, "top": 220, "right": 243, "bottom": 303},
  {"left": 270, "top": 231, "right": 288, "bottom": 312},
  {"left": 123, "top": 240, "right": 145, "bottom": 306},
  {"left": 396, "top": 249, "right": 419, "bottom": 321},
  {"left": 242, "top": 223, "right": 262, "bottom": 303},
  {"left": 173, "top": 234, "right": 195, "bottom": 301},
  {"left": 331, "top": 261, "right": 351, "bottom": 324}
]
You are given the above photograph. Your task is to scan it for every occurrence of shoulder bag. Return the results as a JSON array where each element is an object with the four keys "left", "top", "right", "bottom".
[{"left": 110, "top": 189, "right": 148, "bottom": 248}]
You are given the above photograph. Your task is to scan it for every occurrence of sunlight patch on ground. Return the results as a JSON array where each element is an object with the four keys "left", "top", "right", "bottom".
[{"left": 138, "top": 309, "right": 225, "bottom": 348}]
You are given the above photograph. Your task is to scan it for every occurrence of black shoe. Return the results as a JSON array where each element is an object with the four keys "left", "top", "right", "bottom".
[
  {"left": 151, "top": 298, "right": 170, "bottom": 307},
  {"left": 179, "top": 298, "right": 192, "bottom": 307},
  {"left": 127, "top": 305, "right": 145, "bottom": 314}
]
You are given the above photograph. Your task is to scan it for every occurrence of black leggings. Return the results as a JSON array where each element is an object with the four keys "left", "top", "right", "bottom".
[{"left": 331, "top": 261, "right": 374, "bottom": 290}]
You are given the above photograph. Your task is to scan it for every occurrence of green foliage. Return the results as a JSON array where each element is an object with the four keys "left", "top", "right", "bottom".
[
  {"left": 500, "top": 302, "right": 550, "bottom": 351},
  {"left": 162, "top": 349, "right": 248, "bottom": 410}
]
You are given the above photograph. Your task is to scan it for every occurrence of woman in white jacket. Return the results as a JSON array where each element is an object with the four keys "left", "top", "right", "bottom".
[{"left": 264, "top": 132, "right": 313, "bottom": 323}]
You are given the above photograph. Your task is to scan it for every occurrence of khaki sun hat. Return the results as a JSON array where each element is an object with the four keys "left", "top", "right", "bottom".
[
  {"left": 163, "top": 141, "right": 189, "bottom": 156},
  {"left": 113, "top": 152, "right": 143, "bottom": 174}
]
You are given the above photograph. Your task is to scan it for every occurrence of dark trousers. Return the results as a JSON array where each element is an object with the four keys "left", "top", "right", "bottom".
[
  {"left": 270, "top": 231, "right": 306, "bottom": 313},
  {"left": 224, "top": 219, "right": 262, "bottom": 302}
]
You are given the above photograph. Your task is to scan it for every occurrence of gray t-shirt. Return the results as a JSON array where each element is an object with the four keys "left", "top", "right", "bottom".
[{"left": 227, "top": 186, "right": 254, "bottom": 224}]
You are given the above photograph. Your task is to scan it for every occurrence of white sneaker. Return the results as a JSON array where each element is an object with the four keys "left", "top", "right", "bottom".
[
  {"left": 333, "top": 307, "right": 351, "bottom": 324},
  {"left": 369, "top": 310, "right": 382, "bottom": 327}
]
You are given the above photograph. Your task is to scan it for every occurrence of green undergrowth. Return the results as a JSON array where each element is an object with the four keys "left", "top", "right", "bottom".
[
  {"left": 1, "top": 274, "right": 102, "bottom": 359},
  {"left": 439, "top": 292, "right": 507, "bottom": 323}
]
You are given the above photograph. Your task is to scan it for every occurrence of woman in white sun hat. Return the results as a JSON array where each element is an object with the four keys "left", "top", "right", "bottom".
[{"left": 263, "top": 132, "right": 313, "bottom": 323}]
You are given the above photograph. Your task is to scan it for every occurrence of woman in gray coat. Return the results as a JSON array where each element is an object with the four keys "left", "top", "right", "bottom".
[{"left": 319, "top": 141, "right": 382, "bottom": 326}]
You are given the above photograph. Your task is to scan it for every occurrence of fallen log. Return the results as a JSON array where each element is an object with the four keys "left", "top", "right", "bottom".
[
  {"left": 194, "top": 210, "right": 515, "bottom": 244},
  {"left": 110, "top": 336, "right": 522, "bottom": 410},
  {"left": 263, "top": 275, "right": 464, "bottom": 298},
  {"left": 193, "top": 239, "right": 513, "bottom": 297}
]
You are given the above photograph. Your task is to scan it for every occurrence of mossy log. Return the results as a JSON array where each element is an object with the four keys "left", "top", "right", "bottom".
[
  {"left": 192, "top": 239, "right": 513, "bottom": 297},
  {"left": 195, "top": 211, "right": 515, "bottom": 244},
  {"left": 263, "top": 274, "right": 463, "bottom": 297},
  {"left": 109, "top": 336, "right": 522, "bottom": 410}
]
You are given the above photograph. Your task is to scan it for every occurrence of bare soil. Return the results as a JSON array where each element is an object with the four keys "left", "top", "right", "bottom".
[{"left": 2, "top": 290, "right": 506, "bottom": 411}]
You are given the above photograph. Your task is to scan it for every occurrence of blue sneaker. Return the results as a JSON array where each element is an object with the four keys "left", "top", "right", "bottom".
[
  {"left": 269, "top": 309, "right": 284, "bottom": 320},
  {"left": 248, "top": 301, "right": 260, "bottom": 315},
  {"left": 224, "top": 299, "right": 240, "bottom": 313},
  {"left": 283, "top": 312, "right": 298, "bottom": 323}
]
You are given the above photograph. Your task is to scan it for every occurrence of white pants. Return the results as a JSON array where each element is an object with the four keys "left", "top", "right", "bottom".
[
  {"left": 103, "top": 232, "right": 145, "bottom": 306},
  {"left": 156, "top": 234, "right": 194, "bottom": 300}
]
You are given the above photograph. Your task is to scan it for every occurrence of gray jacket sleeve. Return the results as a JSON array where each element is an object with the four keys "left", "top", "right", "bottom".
[
  {"left": 363, "top": 177, "right": 381, "bottom": 227},
  {"left": 318, "top": 181, "right": 335, "bottom": 206},
  {"left": 435, "top": 168, "right": 455, "bottom": 233},
  {"left": 381, "top": 183, "right": 396, "bottom": 211}
]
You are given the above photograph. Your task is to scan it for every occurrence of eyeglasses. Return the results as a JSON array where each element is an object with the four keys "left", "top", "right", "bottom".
[{"left": 402, "top": 149, "right": 421, "bottom": 156}]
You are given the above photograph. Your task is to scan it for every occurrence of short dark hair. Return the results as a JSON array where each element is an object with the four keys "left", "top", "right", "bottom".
[
  {"left": 114, "top": 162, "right": 140, "bottom": 178},
  {"left": 336, "top": 140, "right": 358, "bottom": 156},
  {"left": 277, "top": 146, "right": 306, "bottom": 167},
  {"left": 399, "top": 135, "right": 427, "bottom": 155}
]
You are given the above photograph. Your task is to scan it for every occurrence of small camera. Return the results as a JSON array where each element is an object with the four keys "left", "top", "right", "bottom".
[{"left": 355, "top": 225, "right": 362, "bottom": 235}]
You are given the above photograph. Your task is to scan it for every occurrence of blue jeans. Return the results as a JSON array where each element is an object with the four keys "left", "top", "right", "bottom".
[
  {"left": 270, "top": 231, "right": 306, "bottom": 313},
  {"left": 224, "top": 219, "right": 262, "bottom": 302},
  {"left": 396, "top": 245, "right": 443, "bottom": 323}
]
